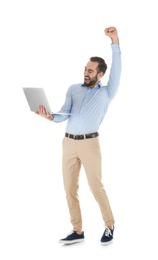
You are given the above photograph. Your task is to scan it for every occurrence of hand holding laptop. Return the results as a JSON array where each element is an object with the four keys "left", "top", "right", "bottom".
[
  {"left": 23, "top": 88, "right": 72, "bottom": 119},
  {"left": 36, "top": 105, "right": 54, "bottom": 121}
]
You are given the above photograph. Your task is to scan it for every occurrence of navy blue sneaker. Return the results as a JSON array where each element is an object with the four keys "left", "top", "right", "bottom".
[
  {"left": 59, "top": 231, "right": 85, "bottom": 244},
  {"left": 100, "top": 226, "right": 114, "bottom": 245}
]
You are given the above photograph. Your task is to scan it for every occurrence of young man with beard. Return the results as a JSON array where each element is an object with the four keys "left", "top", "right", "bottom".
[{"left": 36, "top": 26, "right": 122, "bottom": 245}]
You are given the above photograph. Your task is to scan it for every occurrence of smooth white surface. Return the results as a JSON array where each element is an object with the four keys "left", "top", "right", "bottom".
[{"left": 0, "top": 0, "right": 158, "bottom": 259}]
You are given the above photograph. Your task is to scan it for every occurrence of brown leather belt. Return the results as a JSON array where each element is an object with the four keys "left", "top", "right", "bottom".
[{"left": 65, "top": 132, "right": 99, "bottom": 140}]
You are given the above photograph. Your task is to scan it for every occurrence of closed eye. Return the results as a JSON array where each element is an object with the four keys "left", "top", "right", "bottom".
[{"left": 84, "top": 68, "right": 94, "bottom": 73}]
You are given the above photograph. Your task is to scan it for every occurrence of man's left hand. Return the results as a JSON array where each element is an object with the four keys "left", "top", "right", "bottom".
[{"left": 104, "top": 26, "right": 119, "bottom": 44}]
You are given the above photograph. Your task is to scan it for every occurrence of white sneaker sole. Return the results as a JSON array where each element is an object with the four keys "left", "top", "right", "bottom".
[
  {"left": 100, "top": 240, "right": 113, "bottom": 246},
  {"left": 59, "top": 238, "right": 85, "bottom": 245}
]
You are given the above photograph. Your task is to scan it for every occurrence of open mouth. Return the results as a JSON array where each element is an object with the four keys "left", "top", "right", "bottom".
[{"left": 84, "top": 76, "right": 90, "bottom": 82}]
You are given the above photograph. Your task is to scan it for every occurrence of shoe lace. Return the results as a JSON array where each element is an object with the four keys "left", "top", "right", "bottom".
[
  {"left": 67, "top": 230, "right": 75, "bottom": 236},
  {"left": 104, "top": 227, "right": 112, "bottom": 237}
]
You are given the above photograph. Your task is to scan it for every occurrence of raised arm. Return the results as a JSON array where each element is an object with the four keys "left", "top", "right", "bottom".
[{"left": 104, "top": 26, "right": 122, "bottom": 99}]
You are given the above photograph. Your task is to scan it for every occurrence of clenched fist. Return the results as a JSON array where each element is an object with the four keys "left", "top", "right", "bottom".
[{"left": 104, "top": 26, "right": 119, "bottom": 44}]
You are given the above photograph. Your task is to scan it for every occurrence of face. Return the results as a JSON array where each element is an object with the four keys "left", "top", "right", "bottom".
[{"left": 84, "top": 61, "right": 103, "bottom": 88}]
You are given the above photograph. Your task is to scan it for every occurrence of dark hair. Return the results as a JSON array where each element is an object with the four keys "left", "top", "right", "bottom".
[{"left": 90, "top": 56, "right": 107, "bottom": 74}]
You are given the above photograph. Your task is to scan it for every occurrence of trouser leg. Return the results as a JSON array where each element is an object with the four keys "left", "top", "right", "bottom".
[
  {"left": 77, "top": 137, "right": 115, "bottom": 227},
  {"left": 62, "top": 137, "right": 82, "bottom": 232}
]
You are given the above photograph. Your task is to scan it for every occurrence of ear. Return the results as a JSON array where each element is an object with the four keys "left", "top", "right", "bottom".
[{"left": 98, "top": 71, "right": 104, "bottom": 80}]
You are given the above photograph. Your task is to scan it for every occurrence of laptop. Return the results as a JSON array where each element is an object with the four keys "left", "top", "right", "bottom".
[
  {"left": 22, "top": 88, "right": 72, "bottom": 115},
  {"left": 23, "top": 88, "right": 52, "bottom": 113}
]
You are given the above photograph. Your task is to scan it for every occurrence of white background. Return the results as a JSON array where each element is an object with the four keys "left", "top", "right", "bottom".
[{"left": 0, "top": 0, "right": 158, "bottom": 259}]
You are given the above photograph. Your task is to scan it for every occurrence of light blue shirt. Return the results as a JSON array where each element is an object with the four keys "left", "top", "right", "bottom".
[{"left": 53, "top": 44, "right": 122, "bottom": 134}]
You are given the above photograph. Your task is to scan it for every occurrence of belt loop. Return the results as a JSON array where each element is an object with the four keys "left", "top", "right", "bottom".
[{"left": 84, "top": 134, "right": 86, "bottom": 139}]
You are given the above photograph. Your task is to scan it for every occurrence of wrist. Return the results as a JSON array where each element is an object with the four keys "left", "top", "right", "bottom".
[
  {"left": 111, "top": 37, "right": 119, "bottom": 44},
  {"left": 48, "top": 114, "right": 54, "bottom": 121}
]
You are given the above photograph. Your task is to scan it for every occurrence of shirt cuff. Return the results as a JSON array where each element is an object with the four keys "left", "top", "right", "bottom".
[
  {"left": 52, "top": 114, "right": 57, "bottom": 122},
  {"left": 111, "top": 43, "right": 121, "bottom": 52}
]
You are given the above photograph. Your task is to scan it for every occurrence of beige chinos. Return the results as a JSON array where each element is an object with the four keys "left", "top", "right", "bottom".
[{"left": 62, "top": 135, "right": 114, "bottom": 232}]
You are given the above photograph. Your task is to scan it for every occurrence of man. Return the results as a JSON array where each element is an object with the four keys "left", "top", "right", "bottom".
[{"left": 36, "top": 26, "right": 122, "bottom": 245}]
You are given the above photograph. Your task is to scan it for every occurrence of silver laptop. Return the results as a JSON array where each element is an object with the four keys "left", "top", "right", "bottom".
[
  {"left": 23, "top": 88, "right": 72, "bottom": 115},
  {"left": 23, "top": 88, "right": 52, "bottom": 113}
]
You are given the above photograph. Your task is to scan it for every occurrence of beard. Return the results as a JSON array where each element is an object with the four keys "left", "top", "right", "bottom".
[{"left": 84, "top": 74, "right": 98, "bottom": 87}]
